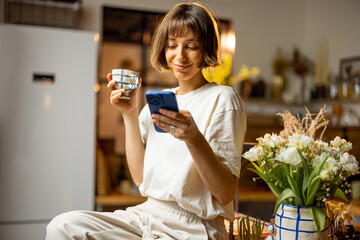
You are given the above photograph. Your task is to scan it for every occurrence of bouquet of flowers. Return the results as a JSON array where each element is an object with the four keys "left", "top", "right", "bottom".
[{"left": 243, "top": 106, "right": 359, "bottom": 236}]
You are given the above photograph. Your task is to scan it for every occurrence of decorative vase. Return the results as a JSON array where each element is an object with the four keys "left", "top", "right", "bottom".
[
  {"left": 270, "top": 75, "right": 284, "bottom": 101},
  {"left": 275, "top": 204, "right": 329, "bottom": 240}
]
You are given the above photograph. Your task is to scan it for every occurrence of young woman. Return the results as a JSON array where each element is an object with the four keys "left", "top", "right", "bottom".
[{"left": 46, "top": 2, "right": 246, "bottom": 239}]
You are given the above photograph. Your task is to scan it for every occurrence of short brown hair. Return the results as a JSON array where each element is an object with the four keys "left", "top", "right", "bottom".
[{"left": 150, "top": 2, "right": 220, "bottom": 72}]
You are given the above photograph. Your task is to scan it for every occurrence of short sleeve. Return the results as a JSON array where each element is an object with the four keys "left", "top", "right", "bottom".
[
  {"left": 205, "top": 109, "right": 246, "bottom": 177},
  {"left": 138, "top": 105, "right": 152, "bottom": 145}
]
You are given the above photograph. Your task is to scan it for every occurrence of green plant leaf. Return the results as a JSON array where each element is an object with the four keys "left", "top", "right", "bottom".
[
  {"left": 273, "top": 188, "right": 301, "bottom": 215},
  {"left": 334, "top": 188, "right": 349, "bottom": 203},
  {"left": 248, "top": 168, "right": 282, "bottom": 198},
  {"left": 297, "top": 149, "right": 309, "bottom": 198},
  {"left": 246, "top": 215, "right": 250, "bottom": 237},
  {"left": 309, "top": 206, "right": 325, "bottom": 237},
  {"left": 248, "top": 160, "right": 264, "bottom": 174},
  {"left": 286, "top": 171, "right": 304, "bottom": 206},
  {"left": 308, "top": 155, "right": 328, "bottom": 184},
  {"left": 304, "top": 155, "right": 328, "bottom": 205},
  {"left": 305, "top": 176, "right": 322, "bottom": 206}
]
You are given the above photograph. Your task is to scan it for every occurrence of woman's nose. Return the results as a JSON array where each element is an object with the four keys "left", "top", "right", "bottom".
[{"left": 176, "top": 46, "right": 187, "bottom": 61}]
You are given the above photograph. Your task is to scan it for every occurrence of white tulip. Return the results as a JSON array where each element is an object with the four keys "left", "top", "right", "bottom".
[
  {"left": 340, "top": 142, "right": 352, "bottom": 152},
  {"left": 340, "top": 153, "right": 359, "bottom": 173},
  {"left": 243, "top": 145, "right": 262, "bottom": 162},
  {"left": 320, "top": 169, "right": 331, "bottom": 180},
  {"left": 331, "top": 137, "right": 352, "bottom": 152},
  {"left": 276, "top": 147, "right": 302, "bottom": 166},
  {"left": 323, "top": 157, "right": 340, "bottom": 175},
  {"left": 312, "top": 152, "right": 328, "bottom": 168},
  {"left": 288, "top": 134, "right": 312, "bottom": 149}
]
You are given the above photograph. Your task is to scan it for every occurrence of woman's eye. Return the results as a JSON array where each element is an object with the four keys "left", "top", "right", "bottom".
[
  {"left": 187, "top": 45, "right": 199, "bottom": 50},
  {"left": 167, "top": 45, "right": 177, "bottom": 49}
]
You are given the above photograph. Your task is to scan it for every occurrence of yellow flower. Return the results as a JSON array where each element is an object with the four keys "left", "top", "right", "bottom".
[
  {"left": 203, "top": 53, "right": 233, "bottom": 85},
  {"left": 230, "top": 65, "right": 261, "bottom": 85}
]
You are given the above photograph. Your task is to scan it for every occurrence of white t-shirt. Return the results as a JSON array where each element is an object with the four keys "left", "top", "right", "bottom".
[{"left": 138, "top": 82, "right": 246, "bottom": 220}]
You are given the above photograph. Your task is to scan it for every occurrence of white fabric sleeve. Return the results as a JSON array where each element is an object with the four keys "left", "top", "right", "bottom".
[
  {"left": 138, "top": 105, "right": 152, "bottom": 145},
  {"left": 205, "top": 109, "right": 246, "bottom": 177}
]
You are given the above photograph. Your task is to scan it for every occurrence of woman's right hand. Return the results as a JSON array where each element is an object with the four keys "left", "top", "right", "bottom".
[{"left": 107, "top": 73, "right": 142, "bottom": 115}]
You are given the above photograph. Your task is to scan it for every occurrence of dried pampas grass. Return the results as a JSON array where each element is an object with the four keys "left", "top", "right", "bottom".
[{"left": 276, "top": 105, "right": 329, "bottom": 140}]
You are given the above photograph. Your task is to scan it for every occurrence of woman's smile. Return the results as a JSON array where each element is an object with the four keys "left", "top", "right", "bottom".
[{"left": 173, "top": 63, "right": 191, "bottom": 71}]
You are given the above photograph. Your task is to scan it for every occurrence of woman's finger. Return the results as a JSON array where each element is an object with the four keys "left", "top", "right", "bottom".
[
  {"left": 107, "top": 73, "right": 118, "bottom": 90},
  {"left": 152, "top": 112, "right": 180, "bottom": 127},
  {"left": 153, "top": 119, "right": 180, "bottom": 135},
  {"left": 107, "top": 81, "right": 117, "bottom": 91},
  {"left": 107, "top": 73, "right": 112, "bottom": 81},
  {"left": 111, "top": 89, "right": 125, "bottom": 97},
  {"left": 110, "top": 89, "right": 125, "bottom": 103},
  {"left": 159, "top": 109, "right": 192, "bottom": 121}
]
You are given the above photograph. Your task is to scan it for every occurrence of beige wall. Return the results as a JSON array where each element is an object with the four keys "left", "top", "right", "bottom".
[
  {"left": 2, "top": 0, "right": 359, "bottom": 80},
  {"left": 82, "top": 0, "right": 360, "bottom": 82},
  {"left": 302, "top": 0, "right": 360, "bottom": 73},
  {"left": 82, "top": 0, "right": 304, "bottom": 81}
]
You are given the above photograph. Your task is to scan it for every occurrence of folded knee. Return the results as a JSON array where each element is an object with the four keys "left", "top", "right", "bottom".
[{"left": 46, "top": 211, "right": 84, "bottom": 239}]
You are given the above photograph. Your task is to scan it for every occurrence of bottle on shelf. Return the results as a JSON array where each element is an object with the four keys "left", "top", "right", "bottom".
[
  {"left": 352, "top": 75, "right": 360, "bottom": 99},
  {"left": 339, "top": 66, "right": 353, "bottom": 99},
  {"left": 328, "top": 74, "right": 339, "bottom": 99}
]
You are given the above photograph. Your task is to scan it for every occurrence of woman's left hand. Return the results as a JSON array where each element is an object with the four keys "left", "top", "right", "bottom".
[{"left": 151, "top": 109, "right": 200, "bottom": 142}]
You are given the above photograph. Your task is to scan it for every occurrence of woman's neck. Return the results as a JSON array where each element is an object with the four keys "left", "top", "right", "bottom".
[{"left": 176, "top": 74, "right": 208, "bottom": 95}]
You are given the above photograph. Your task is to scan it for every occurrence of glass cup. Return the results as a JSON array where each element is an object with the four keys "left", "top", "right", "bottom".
[{"left": 112, "top": 69, "right": 139, "bottom": 99}]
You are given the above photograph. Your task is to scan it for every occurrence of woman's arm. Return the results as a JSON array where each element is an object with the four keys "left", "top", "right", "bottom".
[
  {"left": 152, "top": 109, "right": 239, "bottom": 205},
  {"left": 122, "top": 110, "right": 145, "bottom": 187},
  {"left": 107, "top": 73, "right": 145, "bottom": 187},
  {"left": 185, "top": 131, "right": 238, "bottom": 205}
]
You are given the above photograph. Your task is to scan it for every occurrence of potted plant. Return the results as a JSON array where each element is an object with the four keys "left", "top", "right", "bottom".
[
  {"left": 243, "top": 106, "right": 359, "bottom": 239},
  {"left": 237, "top": 215, "right": 266, "bottom": 240}
]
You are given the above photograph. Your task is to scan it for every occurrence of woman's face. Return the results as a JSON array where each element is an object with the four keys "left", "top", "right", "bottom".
[{"left": 165, "top": 28, "right": 203, "bottom": 82}]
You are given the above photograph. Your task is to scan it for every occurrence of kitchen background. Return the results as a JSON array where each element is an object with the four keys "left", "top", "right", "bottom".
[{"left": 1, "top": 0, "right": 360, "bottom": 239}]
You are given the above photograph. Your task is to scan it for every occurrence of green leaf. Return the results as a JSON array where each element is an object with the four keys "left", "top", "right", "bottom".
[
  {"left": 305, "top": 176, "right": 322, "bottom": 206},
  {"left": 297, "top": 149, "right": 309, "bottom": 198},
  {"left": 273, "top": 188, "right": 302, "bottom": 215},
  {"left": 334, "top": 188, "right": 349, "bottom": 203},
  {"left": 247, "top": 167, "right": 263, "bottom": 178},
  {"left": 303, "top": 155, "right": 328, "bottom": 205},
  {"left": 248, "top": 168, "right": 282, "bottom": 198},
  {"left": 309, "top": 206, "right": 325, "bottom": 237},
  {"left": 308, "top": 155, "right": 328, "bottom": 184},
  {"left": 286, "top": 171, "right": 304, "bottom": 206},
  {"left": 248, "top": 160, "right": 264, "bottom": 174}
]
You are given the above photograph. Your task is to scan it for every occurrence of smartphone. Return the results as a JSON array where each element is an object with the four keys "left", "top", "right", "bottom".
[{"left": 145, "top": 90, "right": 179, "bottom": 133}]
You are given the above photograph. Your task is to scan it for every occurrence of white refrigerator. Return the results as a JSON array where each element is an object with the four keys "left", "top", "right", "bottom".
[{"left": 0, "top": 24, "right": 98, "bottom": 239}]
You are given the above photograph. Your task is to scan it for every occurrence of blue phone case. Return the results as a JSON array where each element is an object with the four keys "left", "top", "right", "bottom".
[{"left": 145, "top": 90, "right": 179, "bottom": 133}]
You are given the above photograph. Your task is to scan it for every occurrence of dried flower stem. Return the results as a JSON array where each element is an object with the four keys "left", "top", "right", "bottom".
[{"left": 277, "top": 105, "right": 329, "bottom": 140}]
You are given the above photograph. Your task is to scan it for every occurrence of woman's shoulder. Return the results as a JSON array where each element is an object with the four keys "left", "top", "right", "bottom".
[
  {"left": 206, "top": 83, "right": 241, "bottom": 101},
  {"left": 205, "top": 83, "right": 245, "bottom": 112}
]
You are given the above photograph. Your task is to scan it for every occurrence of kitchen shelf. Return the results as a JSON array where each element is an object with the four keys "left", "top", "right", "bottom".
[{"left": 96, "top": 194, "right": 147, "bottom": 207}]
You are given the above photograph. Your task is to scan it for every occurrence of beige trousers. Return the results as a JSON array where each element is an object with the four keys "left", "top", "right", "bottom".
[{"left": 46, "top": 198, "right": 227, "bottom": 240}]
